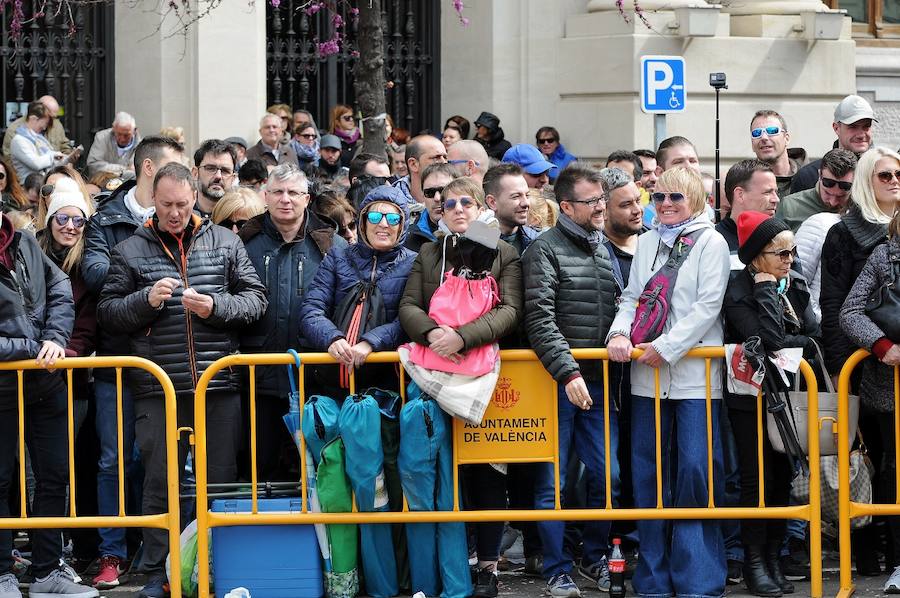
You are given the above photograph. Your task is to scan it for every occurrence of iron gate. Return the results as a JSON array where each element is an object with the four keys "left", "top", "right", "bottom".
[
  {"left": 1, "top": 0, "right": 115, "bottom": 153},
  {"left": 266, "top": 0, "right": 440, "bottom": 134}
]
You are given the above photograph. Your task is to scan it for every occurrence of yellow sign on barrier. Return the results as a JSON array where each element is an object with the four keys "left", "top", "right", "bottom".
[{"left": 455, "top": 360, "right": 557, "bottom": 463}]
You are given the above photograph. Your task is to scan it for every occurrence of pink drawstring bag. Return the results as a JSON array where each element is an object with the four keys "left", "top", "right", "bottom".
[{"left": 405, "top": 269, "right": 499, "bottom": 376}]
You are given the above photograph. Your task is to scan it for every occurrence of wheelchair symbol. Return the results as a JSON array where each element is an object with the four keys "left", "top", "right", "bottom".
[{"left": 669, "top": 91, "right": 681, "bottom": 109}]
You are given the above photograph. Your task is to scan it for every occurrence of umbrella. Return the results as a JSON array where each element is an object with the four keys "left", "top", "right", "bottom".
[{"left": 282, "top": 349, "right": 304, "bottom": 455}]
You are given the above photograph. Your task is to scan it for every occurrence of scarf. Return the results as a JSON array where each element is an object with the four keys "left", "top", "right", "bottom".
[
  {"left": 124, "top": 186, "right": 155, "bottom": 222},
  {"left": 292, "top": 138, "right": 320, "bottom": 166},
  {"left": 558, "top": 212, "right": 603, "bottom": 250},
  {"left": 334, "top": 127, "right": 361, "bottom": 145},
  {"left": 115, "top": 134, "right": 136, "bottom": 157},
  {"left": 16, "top": 125, "right": 52, "bottom": 156},
  {"left": 843, "top": 204, "right": 888, "bottom": 251},
  {"left": 655, "top": 212, "right": 707, "bottom": 248}
]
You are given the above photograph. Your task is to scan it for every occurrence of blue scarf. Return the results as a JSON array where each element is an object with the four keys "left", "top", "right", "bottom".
[
  {"left": 15, "top": 125, "right": 52, "bottom": 156},
  {"left": 655, "top": 214, "right": 699, "bottom": 248},
  {"left": 292, "top": 139, "right": 319, "bottom": 166}
]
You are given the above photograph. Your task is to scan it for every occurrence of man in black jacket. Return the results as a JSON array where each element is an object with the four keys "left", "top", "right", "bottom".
[
  {"left": 523, "top": 163, "right": 619, "bottom": 597},
  {"left": 97, "top": 163, "right": 267, "bottom": 598},
  {"left": 0, "top": 212, "right": 97, "bottom": 598},
  {"left": 82, "top": 135, "right": 185, "bottom": 590}
]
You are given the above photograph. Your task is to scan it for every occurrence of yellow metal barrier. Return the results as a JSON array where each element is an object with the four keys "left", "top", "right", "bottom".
[
  {"left": 836, "top": 349, "right": 899, "bottom": 598},
  {"left": 0, "top": 356, "right": 182, "bottom": 597},
  {"left": 193, "top": 348, "right": 823, "bottom": 598}
]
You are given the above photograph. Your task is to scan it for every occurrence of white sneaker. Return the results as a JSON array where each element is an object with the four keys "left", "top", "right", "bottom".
[
  {"left": 885, "top": 565, "right": 900, "bottom": 594},
  {"left": 28, "top": 567, "right": 98, "bottom": 598},
  {"left": 0, "top": 573, "right": 22, "bottom": 598}
]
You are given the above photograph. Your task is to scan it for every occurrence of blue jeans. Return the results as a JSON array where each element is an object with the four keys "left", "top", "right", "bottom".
[
  {"left": 95, "top": 379, "right": 138, "bottom": 559},
  {"left": 535, "top": 381, "right": 620, "bottom": 578},
  {"left": 719, "top": 403, "right": 743, "bottom": 563},
  {"left": 631, "top": 397, "right": 725, "bottom": 598},
  {"left": 398, "top": 394, "right": 471, "bottom": 598}
]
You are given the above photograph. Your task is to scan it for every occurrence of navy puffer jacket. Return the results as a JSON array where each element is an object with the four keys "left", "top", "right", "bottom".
[{"left": 300, "top": 186, "right": 416, "bottom": 352}]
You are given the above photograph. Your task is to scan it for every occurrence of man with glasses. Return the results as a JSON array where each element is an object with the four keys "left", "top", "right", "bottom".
[
  {"left": 192, "top": 139, "right": 238, "bottom": 217},
  {"left": 404, "top": 162, "right": 457, "bottom": 252},
  {"left": 524, "top": 163, "right": 620, "bottom": 597},
  {"left": 502, "top": 144, "right": 556, "bottom": 190},
  {"left": 246, "top": 113, "right": 300, "bottom": 169},
  {"left": 447, "top": 139, "right": 489, "bottom": 185},
  {"left": 535, "top": 126, "right": 576, "bottom": 183},
  {"left": 749, "top": 110, "right": 804, "bottom": 199},
  {"left": 239, "top": 163, "right": 345, "bottom": 479},
  {"left": 791, "top": 94, "right": 876, "bottom": 194},
  {"left": 777, "top": 149, "right": 857, "bottom": 232}
]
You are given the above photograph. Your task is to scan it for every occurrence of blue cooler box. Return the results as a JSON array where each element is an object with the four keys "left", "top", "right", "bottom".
[{"left": 211, "top": 498, "right": 323, "bottom": 598}]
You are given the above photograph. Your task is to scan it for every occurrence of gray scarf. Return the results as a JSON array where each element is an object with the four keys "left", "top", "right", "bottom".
[{"left": 558, "top": 212, "right": 603, "bottom": 250}]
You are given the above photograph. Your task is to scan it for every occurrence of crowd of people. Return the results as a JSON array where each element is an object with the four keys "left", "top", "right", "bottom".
[{"left": 0, "top": 92, "right": 898, "bottom": 598}]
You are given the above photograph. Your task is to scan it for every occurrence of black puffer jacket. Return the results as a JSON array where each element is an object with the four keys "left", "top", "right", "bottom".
[
  {"left": 523, "top": 219, "right": 617, "bottom": 383},
  {"left": 97, "top": 215, "right": 268, "bottom": 399}
]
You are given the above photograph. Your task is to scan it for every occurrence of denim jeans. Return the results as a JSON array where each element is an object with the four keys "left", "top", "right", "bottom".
[
  {"left": 398, "top": 395, "right": 471, "bottom": 598},
  {"left": 535, "top": 381, "right": 620, "bottom": 578},
  {"left": 631, "top": 397, "right": 725, "bottom": 598},
  {"left": 719, "top": 403, "right": 743, "bottom": 563},
  {"left": 95, "top": 379, "right": 137, "bottom": 559},
  {"left": 0, "top": 389, "right": 69, "bottom": 577}
]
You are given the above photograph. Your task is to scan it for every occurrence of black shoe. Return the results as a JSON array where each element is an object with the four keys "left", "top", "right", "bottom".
[
  {"left": 766, "top": 542, "right": 795, "bottom": 594},
  {"left": 472, "top": 567, "right": 499, "bottom": 598},
  {"left": 727, "top": 559, "right": 743, "bottom": 585},
  {"left": 743, "top": 545, "right": 782, "bottom": 597},
  {"left": 524, "top": 554, "right": 543, "bottom": 577}
]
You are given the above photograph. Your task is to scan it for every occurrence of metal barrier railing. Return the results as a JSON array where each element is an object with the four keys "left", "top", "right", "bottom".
[
  {"left": 836, "top": 349, "right": 899, "bottom": 598},
  {"left": 0, "top": 356, "right": 182, "bottom": 598},
  {"left": 193, "top": 347, "right": 823, "bottom": 598}
]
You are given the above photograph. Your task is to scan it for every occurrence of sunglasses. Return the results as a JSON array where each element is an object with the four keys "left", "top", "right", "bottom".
[
  {"left": 876, "top": 170, "right": 900, "bottom": 184},
  {"left": 298, "top": 133, "right": 317, "bottom": 139},
  {"left": 340, "top": 114, "right": 355, "bottom": 122},
  {"left": 442, "top": 197, "right": 477, "bottom": 210},
  {"left": 820, "top": 176, "right": 852, "bottom": 191},
  {"left": 366, "top": 211, "right": 402, "bottom": 226},
  {"left": 53, "top": 213, "right": 86, "bottom": 228},
  {"left": 537, "top": 138, "right": 558, "bottom": 145},
  {"left": 762, "top": 245, "right": 798, "bottom": 261},
  {"left": 40, "top": 183, "right": 55, "bottom": 198},
  {"left": 423, "top": 185, "right": 445, "bottom": 199},
  {"left": 0, "top": 172, "right": 5, "bottom": 181},
  {"left": 751, "top": 126, "right": 783, "bottom": 138},
  {"left": 220, "top": 218, "right": 248, "bottom": 230},
  {"left": 650, "top": 191, "right": 686, "bottom": 204}
]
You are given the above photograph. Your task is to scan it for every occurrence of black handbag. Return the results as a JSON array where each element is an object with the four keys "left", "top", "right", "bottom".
[{"left": 864, "top": 245, "right": 900, "bottom": 342}]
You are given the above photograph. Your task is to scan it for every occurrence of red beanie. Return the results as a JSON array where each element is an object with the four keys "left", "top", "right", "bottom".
[{"left": 736, "top": 211, "right": 789, "bottom": 265}]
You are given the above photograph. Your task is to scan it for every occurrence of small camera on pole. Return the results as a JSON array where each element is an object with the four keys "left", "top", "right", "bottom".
[{"left": 709, "top": 72, "right": 727, "bottom": 222}]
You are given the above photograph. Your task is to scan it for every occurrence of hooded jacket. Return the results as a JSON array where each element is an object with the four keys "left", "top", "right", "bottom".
[
  {"left": 239, "top": 208, "right": 346, "bottom": 397},
  {"left": 473, "top": 112, "right": 512, "bottom": 160},
  {"left": 97, "top": 216, "right": 268, "bottom": 399},
  {"left": 300, "top": 186, "right": 417, "bottom": 353},
  {"left": 547, "top": 144, "right": 577, "bottom": 182}
]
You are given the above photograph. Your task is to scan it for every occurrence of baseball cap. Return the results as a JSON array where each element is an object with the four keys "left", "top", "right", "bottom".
[
  {"left": 320, "top": 134, "right": 342, "bottom": 150},
  {"left": 833, "top": 94, "right": 877, "bottom": 125},
  {"left": 502, "top": 144, "right": 556, "bottom": 175}
]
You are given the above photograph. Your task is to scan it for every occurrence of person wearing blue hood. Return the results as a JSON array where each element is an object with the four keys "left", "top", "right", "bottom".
[{"left": 535, "top": 126, "right": 577, "bottom": 183}]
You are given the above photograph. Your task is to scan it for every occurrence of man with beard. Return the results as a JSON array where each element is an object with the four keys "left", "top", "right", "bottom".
[
  {"left": 749, "top": 110, "right": 803, "bottom": 199},
  {"left": 483, "top": 162, "right": 538, "bottom": 255},
  {"left": 599, "top": 167, "right": 644, "bottom": 289},
  {"left": 192, "top": 139, "right": 237, "bottom": 217}
]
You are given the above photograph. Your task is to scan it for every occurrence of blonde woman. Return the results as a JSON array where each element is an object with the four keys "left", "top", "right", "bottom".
[
  {"left": 527, "top": 187, "right": 559, "bottom": 230},
  {"left": 211, "top": 188, "right": 266, "bottom": 233}
]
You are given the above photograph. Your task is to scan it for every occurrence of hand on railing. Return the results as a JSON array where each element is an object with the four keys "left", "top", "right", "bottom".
[{"left": 36, "top": 340, "right": 65, "bottom": 371}]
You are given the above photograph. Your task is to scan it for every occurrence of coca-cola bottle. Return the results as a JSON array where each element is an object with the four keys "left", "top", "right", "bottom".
[{"left": 609, "top": 537, "right": 626, "bottom": 598}]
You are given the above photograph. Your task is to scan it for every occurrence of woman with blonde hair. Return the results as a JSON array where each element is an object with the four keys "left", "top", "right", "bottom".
[
  {"left": 527, "top": 187, "right": 559, "bottom": 230},
  {"left": 607, "top": 166, "right": 731, "bottom": 598},
  {"left": 211, "top": 187, "right": 266, "bottom": 233},
  {"left": 329, "top": 103, "right": 360, "bottom": 167}
]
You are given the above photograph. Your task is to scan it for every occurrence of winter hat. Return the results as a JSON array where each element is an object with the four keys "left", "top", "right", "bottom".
[
  {"left": 737, "top": 210, "right": 789, "bottom": 265},
  {"left": 44, "top": 177, "right": 89, "bottom": 228},
  {"left": 474, "top": 111, "right": 500, "bottom": 133}
]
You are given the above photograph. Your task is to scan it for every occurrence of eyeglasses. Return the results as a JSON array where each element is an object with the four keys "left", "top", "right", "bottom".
[
  {"left": 366, "top": 211, "right": 402, "bottom": 226},
  {"left": 751, "top": 126, "right": 783, "bottom": 138},
  {"left": 340, "top": 114, "right": 355, "bottom": 122},
  {"left": 53, "top": 213, "right": 86, "bottom": 229},
  {"left": 537, "top": 138, "right": 557, "bottom": 145},
  {"left": 442, "top": 197, "right": 477, "bottom": 210},
  {"left": 267, "top": 188, "right": 309, "bottom": 200},
  {"left": 40, "top": 183, "right": 55, "bottom": 198},
  {"left": 820, "top": 176, "right": 852, "bottom": 191},
  {"left": 876, "top": 169, "right": 900, "bottom": 184},
  {"left": 423, "top": 185, "right": 446, "bottom": 199},
  {"left": 762, "top": 246, "right": 798, "bottom": 261},
  {"left": 200, "top": 164, "right": 235, "bottom": 177},
  {"left": 298, "top": 133, "right": 317, "bottom": 139},
  {"left": 448, "top": 159, "right": 480, "bottom": 167},
  {"left": 220, "top": 218, "right": 248, "bottom": 230},
  {"left": 0, "top": 172, "right": 6, "bottom": 181},
  {"left": 650, "top": 192, "right": 686, "bottom": 204},
  {"left": 565, "top": 196, "right": 606, "bottom": 208}
]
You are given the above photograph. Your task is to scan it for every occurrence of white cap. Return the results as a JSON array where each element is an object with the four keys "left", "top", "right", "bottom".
[
  {"left": 44, "top": 177, "right": 90, "bottom": 228},
  {"left": 833, "top": 94, "right": 877, "bottom": 125}
]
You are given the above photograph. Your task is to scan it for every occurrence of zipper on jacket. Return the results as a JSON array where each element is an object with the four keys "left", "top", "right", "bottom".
[
  {"left": 296, "top": 259, "right": 304, "bottom": 296},
  {"left": 264, "top": 255, "right": 271, "bottom": 286}
]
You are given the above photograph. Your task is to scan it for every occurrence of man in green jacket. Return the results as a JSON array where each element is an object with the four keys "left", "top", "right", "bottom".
[{"left": 776, "top": 148, "right": 856, "bottom": 232}]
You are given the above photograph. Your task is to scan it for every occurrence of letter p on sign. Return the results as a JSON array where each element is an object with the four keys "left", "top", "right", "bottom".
[{"left": 641, "top": 56, "right": 686, "bottom": 114}]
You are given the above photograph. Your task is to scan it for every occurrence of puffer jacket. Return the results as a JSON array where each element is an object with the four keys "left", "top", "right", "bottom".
[
  {"left": 724, "top": 269, "right": 820, "bottom": 411},
  {"left": 97, "top": 215, "right": 267, "bottom": 399},
  {"left": 820, "top": 204, "right": 888, "bottom": 374},
  {"left": 399, "top": 235, "right": 522, "bottom": 351},
  {"left": 300, "top": 186, "right": 416, "bottom": 352},
  {"left": 608, "top": 215, "right": 731, "bottom": 400},
  {"left": 546, "top": 144, "right": 577, "bottom": 182},
  {"left": 239, "top": 209, "right": 345, "bottom": 397},
  {"left": 0, "top": 220, "right": 74, "bottom": 403},
  {"left": 523, "top": 218, "right": 617, "bottom": 384},
  {"left": 840, "top": 239, "right": 900, "bottom": 412}
]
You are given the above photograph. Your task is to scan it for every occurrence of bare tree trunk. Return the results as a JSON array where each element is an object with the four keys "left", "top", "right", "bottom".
[{"left": 354, "top": 0, "right": 387, "bottom": 156}]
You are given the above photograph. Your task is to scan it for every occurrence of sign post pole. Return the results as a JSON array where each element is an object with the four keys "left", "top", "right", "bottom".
[{"left": 654, "top": 113, "right": 667, "bottom": 151}]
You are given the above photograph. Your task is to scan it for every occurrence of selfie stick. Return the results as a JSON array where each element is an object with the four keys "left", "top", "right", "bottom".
[{"left": 709, "top": 72, "right": 727, "bottom": 223}]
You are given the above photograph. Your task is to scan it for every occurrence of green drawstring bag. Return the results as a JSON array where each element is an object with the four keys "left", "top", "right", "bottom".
[{"left": 317, "top": 437, "right": 359, "bottom": 598}]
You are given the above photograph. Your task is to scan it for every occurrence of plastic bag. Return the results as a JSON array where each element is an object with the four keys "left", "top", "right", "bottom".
[{"left": 165, "top": 519, "right": 213, "bottom": 598}]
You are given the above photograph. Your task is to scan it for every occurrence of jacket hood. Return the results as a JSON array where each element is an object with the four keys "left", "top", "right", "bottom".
[
  {"left": 239, "top": 210, "right": 338, "bottom": 256},
  {"left": 357, "top": 185, "right": 411, "bottom": 250}
]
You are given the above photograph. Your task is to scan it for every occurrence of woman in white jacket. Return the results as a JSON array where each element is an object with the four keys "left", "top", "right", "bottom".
[
  {"left": 607, "top": 166, "right": 731, "bottom": 598},
  {"left": 9, "top": 101, "right": 64, "bottom": 180}
]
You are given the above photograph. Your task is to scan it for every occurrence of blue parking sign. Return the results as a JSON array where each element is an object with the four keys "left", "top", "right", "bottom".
[{"left": 641, "top": 56, "right": 686, "bottom": 114}]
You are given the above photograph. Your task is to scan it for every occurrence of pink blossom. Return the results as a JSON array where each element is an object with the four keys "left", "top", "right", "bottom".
[
  {"left": 332, "top": 13, "right": 343, "bottom": 27},
  {"left": 269, "top": 0, "right": 280, "bottom": 7}
]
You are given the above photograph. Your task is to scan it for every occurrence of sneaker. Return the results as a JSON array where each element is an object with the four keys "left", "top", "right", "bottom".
[
  {"left": 726, "top": 558, "right": 744, "bottom": 585},
  {"left": 577, "top": 556, "right": 610, "bottom": 592},
  {"left": 547, "top": 572, "right": 581, "bottom": 598},
  {"left": 472, "top": 567, "right": 499, "bottom": 598},
  {"left": 524, "top": 553, "right": 543, "bottom": 577},
  {"left": 28, "top": 567, "right": 98, "bottom": 598},
  {"left": 138, "top": 575, "right": 170, "bottom": 598},
  {"left": 0, "top": 573, "right": 22, "bottom": 598},
  {"left": 886, "top": 565, "right": 900, "bottom": 594},
  {"left": 92, "top": 555, "right": 124, "bottom": 589}
]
